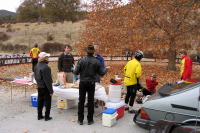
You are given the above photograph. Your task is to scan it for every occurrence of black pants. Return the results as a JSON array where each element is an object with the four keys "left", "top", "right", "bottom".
[
  {"left": 142, "top": 88, "right": 155, "bottom": 96},
  {"left": 78, "top": 81, "right": 95, "bottom": 122},
  {"left": 125, "top": 85, "right": 137, "bottom": 106},
  {"left": 37, "top": 87, "right": 52, "bottom": 118},
  {"left": 32, "top": 58, "right": 38, "bottom": 72}
]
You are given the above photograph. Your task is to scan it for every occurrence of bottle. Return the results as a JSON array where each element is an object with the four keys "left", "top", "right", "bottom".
[{"left": 114, "top": 74, "right": 118, "bottom": 80}]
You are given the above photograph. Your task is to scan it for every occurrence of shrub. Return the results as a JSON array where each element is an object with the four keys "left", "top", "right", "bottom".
[
  {"left": 0, "top": 32, "right": 10, "bottom": 41},
  {"left": 47, "top": 34, "right": 53, "bottom": 41},
  {"left": 42, "top": 42, "right": 64, "bottom": 54},
  {"left": 2, "top": 43, "right": 14, "bottom": 52}
]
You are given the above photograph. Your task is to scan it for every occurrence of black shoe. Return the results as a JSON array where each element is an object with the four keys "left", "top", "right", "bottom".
[
  {"left": 45, "top": 117, "right": 52, "bottom": 121},
  {"left": 88, "top": 120, "right": 94, "bottom": 125},
  {"left": 125, "top": 107, "right": 129, "bottom": 111},
  {"left": 85, "top": 103, "right": 88, "bottom": 107},
  {"left": 94, "top": 102, "right": 98, "bottom": 108},
  {"left": 128, "top": 110, "right": 136, "bottom": 114},
  {"left": 38, "top": 116, "right": 44, "bottom": 120},
  {"left": 77, "top": 121, "right": 83, "bottom": 125}
]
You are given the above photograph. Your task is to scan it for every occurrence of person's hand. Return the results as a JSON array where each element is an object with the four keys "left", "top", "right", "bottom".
[
  {"left": 106, "top": 66, "right": 110, "bottom": 69},
  {"left": 50, "top": 94, "right": 53, "bottom": 96},
  {"left": 100, "top": 77, "right": 104, "bottom": 81}
]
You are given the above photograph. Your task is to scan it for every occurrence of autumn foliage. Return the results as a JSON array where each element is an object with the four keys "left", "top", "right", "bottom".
[{"left": 77, "top": 0, "right": 200, "bottom": 70}]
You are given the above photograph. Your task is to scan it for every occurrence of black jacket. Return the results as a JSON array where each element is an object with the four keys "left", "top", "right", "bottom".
[
  {"left": 58, "top": 53, "right": 74, "bottom": 72},
  {"left": 34, "top": 61, "right": 54, "bottom": 94},
  {"left": 73, "top": 54, "right": 108, "bottom": 82}
]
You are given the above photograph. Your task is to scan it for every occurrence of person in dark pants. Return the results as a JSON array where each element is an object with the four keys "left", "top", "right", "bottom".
[
  {"left": 58, "top": 45, "right": 74, "bottom": 83},
  {"left": 34, "top": 52, "right": 54, "bottom": 121},
  {"left": 73, "top": 45, "right": 110, "bottom": 125},
  {"left": 30, "top": 43, "right": 40, "bottom": 72},
  {"left": 124, "top": 50, "right": 144, "bottom": 114}
]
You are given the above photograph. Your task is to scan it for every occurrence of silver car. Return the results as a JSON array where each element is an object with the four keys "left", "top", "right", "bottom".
[{"left": 134, "top": 81, "right": 200, "bottom": 130}]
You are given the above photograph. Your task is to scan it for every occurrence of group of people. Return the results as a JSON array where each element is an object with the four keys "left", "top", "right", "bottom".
[
  {"left": 123, "top": 50, "right": 193, "bottom": 114},
  {"left": 30, "top": 42, "right": 193, "bottom": 125}
]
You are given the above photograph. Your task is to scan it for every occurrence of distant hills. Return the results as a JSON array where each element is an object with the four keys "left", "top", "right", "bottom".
[{"left": 0, "top": 10, "right": 16, "bottom": 17}]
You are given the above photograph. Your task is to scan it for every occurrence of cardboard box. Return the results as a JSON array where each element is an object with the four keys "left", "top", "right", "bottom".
[
  {"left": 57, "top": 97, "right": 75, "bottom": 109},
  {"left": 102, "top": 109, "right": 118, "bottom": 127},
  {"left": 31, "top": 93, "right": 38, "bottom": 107}
]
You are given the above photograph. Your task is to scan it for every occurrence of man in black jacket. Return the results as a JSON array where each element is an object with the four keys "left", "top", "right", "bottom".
[
  {"left": 58, "top": 45, "right": 74, "bottom": 83},
  {"left": 73, "top": 45, "right": 110, "bottom": 125},
  {"left": 34, "top": 52, "right": 54, "bottom": 121}
]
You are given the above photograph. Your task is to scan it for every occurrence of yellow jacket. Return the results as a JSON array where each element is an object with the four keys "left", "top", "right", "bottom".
[
  {"left": 124, "top": 58, "right": 142, "bottom": 86},
  {"left": 30, "top": 47, "right": 40, "bottom": 59}
]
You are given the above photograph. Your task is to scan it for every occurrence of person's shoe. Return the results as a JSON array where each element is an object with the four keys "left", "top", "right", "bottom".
[
  {"left": 125, "top": 107, "right": 129, "bottom": 111},
  {"left": 88, "top": 120, "right": 94, "bottom": 125},
  {"left": 77, "top": 121, "right": 83, "bottom": 125},
  {"left": 38, "top": 116, "right": 44, "bottom": 120},
  {"left": 85, "top": 103, "right": 88, "bottom": 107},
  {"left": 128, "top": 109, "right": 136, "bottom": 114},
  {"left": 94, "top": 102, "right": 98, "bottom": 108},
  {"left": 45, "top": 117, "right": 52, "bottom": 121}
]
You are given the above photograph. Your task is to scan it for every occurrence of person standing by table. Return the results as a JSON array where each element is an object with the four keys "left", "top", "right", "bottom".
[
  {"left": 179, "top": 50, "right": 193, "bottom": 81},
  {"left": 85, "top": 45, "right": 105, "bottom": 108},
  {"left": 73, "top": 45, "right": 110, "bottom": 125},
  {"left": 58, "top": 45, "right": 74, "bottom": 83},
  {"left": 30, "top": 43, "right": 40, "bottom": 72},
  {"left": 124, "top": 50, "right": 143, "bottom": 114},
  {"left": 34, "top": 52, "right": 54, "bottom": 121}
]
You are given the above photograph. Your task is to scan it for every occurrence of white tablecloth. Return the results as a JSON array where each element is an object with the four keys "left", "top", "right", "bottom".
[{"left": 53, "top": 86, "right": 108, "bottom": 103}]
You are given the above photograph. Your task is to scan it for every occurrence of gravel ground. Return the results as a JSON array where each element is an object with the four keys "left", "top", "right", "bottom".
[{"left": 0, "top": 85, "right": 148, "bottom": 133}]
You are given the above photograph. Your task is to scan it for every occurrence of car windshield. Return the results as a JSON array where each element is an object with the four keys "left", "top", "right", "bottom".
[{"left": 157, "top": 78, "right": 200, "bottom": 96}]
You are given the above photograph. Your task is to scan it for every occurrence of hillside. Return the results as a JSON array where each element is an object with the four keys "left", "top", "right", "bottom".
[
  {"left": 0, "top": 20, "right": 86, "bottom": 55},
  {"left": 0, "top": 10, "right": 16, "bottom": 17}
]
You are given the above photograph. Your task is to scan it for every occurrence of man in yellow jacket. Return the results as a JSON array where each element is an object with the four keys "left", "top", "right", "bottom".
[
  {"left": 124, "top": 50, "right": 143, "bottom": 114},
  {"left": 30, "top": 43, "right": 40, "bottom": 72}
]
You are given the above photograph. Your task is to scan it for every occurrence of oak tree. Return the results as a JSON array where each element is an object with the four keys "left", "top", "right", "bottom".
[{"left": 78, "top": 0, "right": 200, "bottom": 70}]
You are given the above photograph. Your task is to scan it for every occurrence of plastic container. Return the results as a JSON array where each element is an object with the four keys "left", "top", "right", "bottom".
[
  {"left": 102, "top": 108, "right": 118, "bottom": 127},
  {"left": 104, "top": 101, "right": 125, "bottom": 119},
  {"left": 108, "top": 83, "right": 122, "bottom": 102},
  {"left": 31, "top": 93, "right": 38, "bottom": 107}
]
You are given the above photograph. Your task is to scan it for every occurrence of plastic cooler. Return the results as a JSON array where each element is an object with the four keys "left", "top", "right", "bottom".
[
  {"left": 108, "top": 82, "right": 122, "bottom": 103},
  {"left": 104, "top": 101, "right": 125, "bottom": 119},
  {"left": 30, "top": 93, "right": 38, "bottom": 107},
  {"left": 102, "top": 108, "right": 118, "bottom": 127}
]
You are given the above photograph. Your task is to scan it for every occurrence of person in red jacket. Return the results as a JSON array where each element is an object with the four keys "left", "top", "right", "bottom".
[
  {"left": 179, "top": 50, "right": 193, "bottom": 81},
  {"left": 142, "top": 73, "right": 158, "bottom": 97}
]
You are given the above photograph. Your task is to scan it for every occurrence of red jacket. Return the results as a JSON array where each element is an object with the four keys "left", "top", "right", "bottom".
[
  {"left": 146, "top": 78, "right": 158, "bottom": 92},
  {"left": 180, "top": 55, "right": 192, "bottom": 80}
]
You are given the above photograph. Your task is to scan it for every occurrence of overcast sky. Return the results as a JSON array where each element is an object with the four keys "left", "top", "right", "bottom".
[
  {"left": 0, "top": 0, "right": 130, "bottom": 13},
  {"left": 0, "top": 0, "right": 22, "bottom": 12}
]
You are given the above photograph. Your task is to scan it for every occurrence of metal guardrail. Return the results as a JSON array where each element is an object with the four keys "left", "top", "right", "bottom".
[{"left": 0, "top": 55, "right": 184, "bottom": 66}]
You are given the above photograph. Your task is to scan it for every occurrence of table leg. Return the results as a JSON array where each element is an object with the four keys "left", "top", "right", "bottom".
[{"left": 11, "top": 83, "right": 12, "bottom": 104}]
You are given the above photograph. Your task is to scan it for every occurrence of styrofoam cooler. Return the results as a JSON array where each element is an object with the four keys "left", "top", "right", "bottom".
[
  {"left": 108, "top": 83, "right": 122, "bottom": 102},
  {"left": 104, "top": 101, "right": 125, "bottom": 119},
  {"left": 31, "top": 93, "right": 38, "bottom": 107},
  {"left": 102, "top": 108, "right": 118, "bottom": 127}
]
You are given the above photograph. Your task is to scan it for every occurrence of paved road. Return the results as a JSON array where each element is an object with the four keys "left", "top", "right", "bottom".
[{"left": 0, "top": 86, "right": 148, "bottom": 133}]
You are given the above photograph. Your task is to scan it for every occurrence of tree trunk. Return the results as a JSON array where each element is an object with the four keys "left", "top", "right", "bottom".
[{"left": 167, "top": 37, "right": 177, "bottom": 70}]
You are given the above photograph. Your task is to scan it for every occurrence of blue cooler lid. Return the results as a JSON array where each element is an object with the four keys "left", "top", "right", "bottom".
[{"left": 102, "top": 108, "right": 117, "bottom": 114}]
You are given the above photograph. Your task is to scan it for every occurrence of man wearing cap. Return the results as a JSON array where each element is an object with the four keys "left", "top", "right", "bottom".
[
  {"left": 30, "top": 43, "right": 41, "bottom": 72},
  {"left": 142, "top": 73, "right": 158, "bottom": 97},
  {"left": 124, "top": 50, "right": 143, "bottom": 114},
  {"left": 73, "top": 45, "right": 110, "bottom": 125},
  {"left": 34, "top": 52, "right": 54, "bottom": 121}
]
